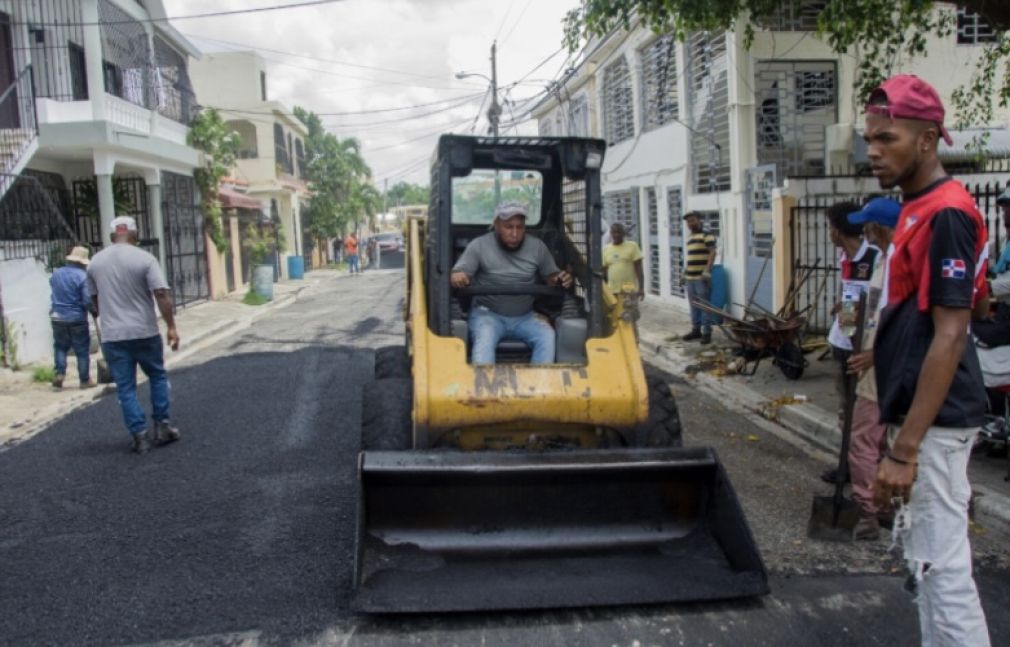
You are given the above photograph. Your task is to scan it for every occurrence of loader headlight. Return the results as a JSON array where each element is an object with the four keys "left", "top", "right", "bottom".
[{"left": 585, "top": 151, "right": 602, "bottom": 169}]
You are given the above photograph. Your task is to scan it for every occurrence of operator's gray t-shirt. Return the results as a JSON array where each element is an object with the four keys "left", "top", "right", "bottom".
[
  {"left": 87, "top": 244, "right": 169, "bottom": 342},
  {"left": 452, "top": 232, "right": 559, "bottom": 316}
]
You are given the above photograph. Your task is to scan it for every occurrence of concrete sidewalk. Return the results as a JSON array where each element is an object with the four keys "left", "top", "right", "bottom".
[
  {"left": 636, "top": 298, "right": 1010, "bottom": 538},
  {"left": 0, "top": 272, "right": 328, "bottom": 447}
]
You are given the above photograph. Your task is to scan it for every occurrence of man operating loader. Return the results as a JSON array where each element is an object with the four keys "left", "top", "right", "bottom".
[{"left": 450, "top": 201, "right": 573, "bottom": 365}]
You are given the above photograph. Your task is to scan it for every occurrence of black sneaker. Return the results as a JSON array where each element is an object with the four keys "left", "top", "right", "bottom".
[
  {"left": 820, "top": 467, "right": 850, "bottom": 484},
  {"left": 682, "top": 330, "right": 702, "bottom": 341},
  {"left": 132, "top": 431, "right": 152, "bottom": 455},
  {"left": 700, "top": 334, "right": 712, "bottom": 345},
  {"left": 154, "top": 420, "right": 181, "bottom": 446}
]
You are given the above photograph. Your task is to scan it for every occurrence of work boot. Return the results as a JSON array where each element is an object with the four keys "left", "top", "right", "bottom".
[
  {"left": 80, "top": 380, "right": 95, "bottom": 389},
  {"left": 153, "top": 420, "right": 181, "bottom": 446},
  {"left": 131, "top": 431, "right": 152, "bottom": 455},
  {"left": 682, "top": 329, "right": 702, "bottom": 341},
  {"left": 52, "top": 373, "right": 64, "bottom": 389},
  {"left": 820, "top": 467, "right": 850, "bottom": 484},
  {"left": 877, "top": 512, "right": 895, "bottom": 530},
  {"left": 700, "top": 333, "right": 712, "bottom": 345},
  {"left": 853, "top": 515, "right": 881, "bottom": 541}
]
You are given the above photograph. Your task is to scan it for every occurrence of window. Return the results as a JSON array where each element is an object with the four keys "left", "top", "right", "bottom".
[
  {"left": 687, "top": 31, "right": 730, "bottom": 193},
  {"left": 645, "top": 188, "right": 660, "bottom": 295},
  {"left": 68, "top": 43, "right": 88, "bottom": 101},
  {"left": 569, "top": 95, "right": 590, "bottom": 137},
  {"left": 957, "top": 7, "right": 998, "bottom": 45},
  {"left": 452, "top": 169, "right": 543, "bottom": 225},
  {"left": 667, "top": 187, "right": 684, "bottom": 297},
  {"left": 756, "top": 1, "right": 827, "bottom": 31},
  {"left": 640, "top": 34, "right": 678, "bottom": 131},
  {"left": 603, "top": 57, "right": 635, "bottom": 144},
  {"left": 754, "top": 61, "right": 837, "bottom": 177},
  {"left": 274, "top": 123, "right": 292, "bottom": 174},
  {"left": 603, "top": 190, "right": 639, "bottom": 244},
  {"left": 295, "top": 139, "right": 306, "bottom": 179}
]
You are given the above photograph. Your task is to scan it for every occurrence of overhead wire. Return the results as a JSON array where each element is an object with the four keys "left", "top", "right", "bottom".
[{"left": 15, "top": 0, "right": 349, "bottom": 27}]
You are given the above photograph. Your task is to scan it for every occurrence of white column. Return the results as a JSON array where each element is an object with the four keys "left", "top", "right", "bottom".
[
  {"left": 96, "top": 173, "right": 115, "bottom": 245},
  {"left": 81, "top": 0, "right": 106, "bottom": 121},
  {"left": 148, "top": 182, "right": 165, "bottom": 271}
]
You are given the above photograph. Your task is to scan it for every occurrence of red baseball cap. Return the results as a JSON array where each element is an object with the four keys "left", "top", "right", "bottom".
[{"left": 865, "top": 74, "right": 953, "bottom": 146}]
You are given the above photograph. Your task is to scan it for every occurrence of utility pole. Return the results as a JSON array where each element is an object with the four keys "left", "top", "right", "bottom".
[{"left": 489, "top": 41, "right": 501, "bottom": 205}]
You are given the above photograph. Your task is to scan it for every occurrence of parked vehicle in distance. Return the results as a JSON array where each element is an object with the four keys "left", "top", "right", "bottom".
[{"left": 373, "top": 232, "right": 403, "bottom": 252}]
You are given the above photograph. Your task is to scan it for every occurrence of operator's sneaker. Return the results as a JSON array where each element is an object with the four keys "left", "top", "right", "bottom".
[
  {"left": 131, "top": 431, "right": 152, "bottom": 455},
  {"left": 682, "top": 329, "right": 702, "bottom": 341},
  {"left": 853, "top": 515, "right": 881, "bottom": 541},
  {"left": 153, "top": 420, "right": 181, "bottom": 446},
  {"left": 52, "top": 373, "right": 65, "bottom": 389}
]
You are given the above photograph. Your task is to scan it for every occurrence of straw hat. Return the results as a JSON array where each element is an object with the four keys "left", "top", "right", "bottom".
[{"left": 65, "top": 246, "right": 91, "bottom": 266}]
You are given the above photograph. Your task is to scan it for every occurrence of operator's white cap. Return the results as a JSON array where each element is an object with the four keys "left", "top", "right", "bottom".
[
  {"left": 110, "top": 216, "right": 138, "bottom": 233},
  {"left": 494, "top": 201, "right": 527, "bottom": 221}
]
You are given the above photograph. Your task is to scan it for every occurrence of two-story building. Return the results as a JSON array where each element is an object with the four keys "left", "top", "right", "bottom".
[
  {"left": 189, "top": 50, "right": 309, "bottom": 285},
  {"left": 0, "top": 0, "right": 204, "bottom": 366},
  {"left": 532, "top": 3, "right": 1010, "bottom": 327}
]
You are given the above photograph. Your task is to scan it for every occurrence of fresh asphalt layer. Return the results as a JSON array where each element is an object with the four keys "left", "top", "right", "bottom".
[{"left": 1, "top": 268, "right": 1008, "bottom": 646}]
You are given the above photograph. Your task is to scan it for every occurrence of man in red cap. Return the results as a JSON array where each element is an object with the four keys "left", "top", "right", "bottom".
[{"left": 865, "top": 75, "right": 990, "bottom": 645}]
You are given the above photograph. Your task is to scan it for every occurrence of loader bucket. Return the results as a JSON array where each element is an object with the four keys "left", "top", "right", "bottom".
[{"left": 352, "top": 447, "right": 768, "bottom": 613}]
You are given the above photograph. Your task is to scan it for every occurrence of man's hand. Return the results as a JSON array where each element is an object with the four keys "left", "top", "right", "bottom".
[
  {"left": 451, "top": 271, "right": 471, "bottom": 288},
  {"left": 551, "top": 271, "right": 573, "bottom": 289},
  {"left": 847, "top": 351, "right": 873, "bottom": 374},
  {"left": 167, "top": 326, "right": 180, "bottom": 351},
  {"left": 873, "top": 451, "right": 917, "bottom": 511}
]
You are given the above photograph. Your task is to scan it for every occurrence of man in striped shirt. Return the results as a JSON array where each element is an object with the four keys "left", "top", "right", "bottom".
[{"left": 683, "top": 211, "right": 717, "bottom": 344}]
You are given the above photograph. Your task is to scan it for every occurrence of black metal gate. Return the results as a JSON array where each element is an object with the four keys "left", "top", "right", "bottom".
[
  {"left": 790, "top": 179, "right": 1006, "bottom": 335},
  {"left": 161, "top": 171, "right": 207, "bottom": 307},
  {"left": 71, "top": 175, "right": 158, "bottom": 257}
]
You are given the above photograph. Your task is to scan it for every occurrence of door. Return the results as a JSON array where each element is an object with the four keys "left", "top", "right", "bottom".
[{"left": 0, "top": 12, "right": 19, "bottom": 129}]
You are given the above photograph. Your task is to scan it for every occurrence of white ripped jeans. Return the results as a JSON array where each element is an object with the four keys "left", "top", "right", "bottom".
[{"left": 890, "top": 426, "right": 990, "bottom": 647}]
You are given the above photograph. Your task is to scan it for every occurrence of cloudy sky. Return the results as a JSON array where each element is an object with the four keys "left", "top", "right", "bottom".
[{"left": 164, "top": 0, "right": 580, "bottom": 187}]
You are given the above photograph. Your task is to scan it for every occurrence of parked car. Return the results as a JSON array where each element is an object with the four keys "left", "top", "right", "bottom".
[{"left": 374, "top": 232, "right": 403, "bottom": 252}]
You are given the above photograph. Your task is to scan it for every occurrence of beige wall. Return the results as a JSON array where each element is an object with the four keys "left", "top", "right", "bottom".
[{"left": 190, "top": 51, "right": 267, "bottom": 108}]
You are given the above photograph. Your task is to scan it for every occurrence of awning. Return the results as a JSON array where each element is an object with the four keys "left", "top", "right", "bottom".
[{"left": 219, "top": 187, "right": 263, "bottom": 211}]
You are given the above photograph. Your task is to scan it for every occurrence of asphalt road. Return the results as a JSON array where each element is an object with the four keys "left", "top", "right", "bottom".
[{"left": 1, "top": 269, "right": 1008, "bottom": 646}]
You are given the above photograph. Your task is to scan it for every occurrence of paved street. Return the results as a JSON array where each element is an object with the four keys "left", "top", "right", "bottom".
[{"left": 2, "top": 269, "right": 1009, "bottom": 646}]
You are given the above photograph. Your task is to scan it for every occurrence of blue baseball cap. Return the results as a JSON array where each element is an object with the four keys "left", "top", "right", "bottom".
[{"left": 848, "top": 197, "right": 901, "bottom": 229}]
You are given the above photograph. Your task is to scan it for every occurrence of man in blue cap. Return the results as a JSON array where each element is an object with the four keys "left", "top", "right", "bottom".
[
  {"left": 974, "top": 186, "right": 1010, "bottom": 346},
  {"left": 844, "top": 196, "right": 901, "bottom": 540}
]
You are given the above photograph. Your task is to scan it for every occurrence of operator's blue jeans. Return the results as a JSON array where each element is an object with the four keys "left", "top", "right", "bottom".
[
  {"left": 469, "top": 306, "right": 555, "bottom": 365},
  {"left": 101, "top": 335, "right": 170, "bottom": 436},
  {"left": 347, "top": 254, "right": 359, "bottom": 274},
  {"left": 52, "top": 320, "right": 91, "bottom": 382},
  {"left": 686, "top": 278, "right": 714, "bottom": 335}
]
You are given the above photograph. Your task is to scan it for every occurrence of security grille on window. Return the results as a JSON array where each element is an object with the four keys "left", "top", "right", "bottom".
[
  {"left": 645, "top": 188, "right": 660, "bottom": 295},
  {"left": 98, "top": 0, "right": 152, "bottom": 110},
  {"left": 957, "top": 8, "right": 998, "bottom": 44},
  {"left": 756, "top": 1, "right": 826, "bottom": 31},
  {"left": 569, "top": 96, "right": 590, "bottom": 137},
  {"left": 563, "top": 178, "right": 588, "bottom": 298},
  {"left": 640, "top": 34, "right": 678, "bottom": 131},
  {"left": 603, "top": 190, "right": 639, "bottom": 244},
  {"left": 603, "top": 57, "right": 635, "bottom": 145},
  {"left": 755, "top": 61, "right": 837, "bottom": 178},
  {"left": 687, "top": 32, "right": 731, "bottom": 193},
  {"left": 667, "top": 187, "right": 685, "bottom": 297},
  {"left": 152, "top": 35, "right": 198, "bottom": 124}
]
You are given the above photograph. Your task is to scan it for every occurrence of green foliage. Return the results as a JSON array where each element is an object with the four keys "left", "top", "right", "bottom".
[
  {"left": 564, "top": 1, "right": 1010, "bottom": 142},
  {"left": 293, "top": 106, "right": 381, "bottom": 240},
  {"left": 188, "top": 108, "right": 240, "bottom": 253},
  {"left": 243, "top": 222, "right": 276, "bottom": 266},
  {"left": 73, "top": 177, "right": 134, "bottom": 220},
  {"left": 32, "top": 366, "right": 56, "bottom": 383},
  {"left": 385, "top": 181, "right": 430, "bottom": 207},
  {"left": 1, "top": 320, "right": 20, "bottom": 370},
  {"left": 242, "top": 290, "right": 269, "bottom": 306}
]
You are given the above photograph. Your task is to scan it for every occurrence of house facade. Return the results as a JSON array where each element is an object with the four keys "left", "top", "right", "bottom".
[
  {"left": 189, "top": 51, "right": 310, "bottom": 283},
  {"left": 0, "top": 0, "right": 204, "bottom": 366},
  {"left": 532, "top": 3, "right": 1010, "bottom": 323}
]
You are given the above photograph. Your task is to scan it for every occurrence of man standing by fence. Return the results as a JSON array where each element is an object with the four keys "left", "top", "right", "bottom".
[
  {"left": 682, "top": 211, "right": 717, "bottom": 345},
  {"left": 49, "top": 246, "right": 95, "bottom": 389},
  {"left": 866, "top": 74, "right": 990, "bottom": 646}
]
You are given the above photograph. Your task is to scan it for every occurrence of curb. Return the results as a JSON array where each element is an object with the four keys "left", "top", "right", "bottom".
[
  {"left": 0, "top": 282, "right": 311, "bottom": 450},
  {"left": 639, "top": 329, "right": 1010, "bottom": 538}
]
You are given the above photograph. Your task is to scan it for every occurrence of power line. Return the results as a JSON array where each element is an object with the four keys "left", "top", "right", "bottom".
[
  {"left": 364, "top": 116, "right": 475, "bottom": 153},
  {"left": 499, "top": 0, "right": 535, "bottom": 47},
  {"left": 494, "top": 0, "right": 517, "bottom": 42},
  {"left": 206, "top": 92, "right": 484, "bottom": 123},
  {"left": 15, "top": 0, "right": 348, "bottom": 27}
]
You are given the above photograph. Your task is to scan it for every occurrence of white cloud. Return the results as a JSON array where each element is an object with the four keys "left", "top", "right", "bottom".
[{"left": 165, "top": 0, "right": 579, "bottom": 186}]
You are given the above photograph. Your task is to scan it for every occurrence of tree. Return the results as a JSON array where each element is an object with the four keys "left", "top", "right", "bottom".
[
  {"left": 385, "top": 181, "right": 430, "bottom": 207},
  {"left": 188, "top": 108, "right": 239, "bottom": 252},
  {"left": 563, "top": 1, "right": 1010, "bottom": 138}
]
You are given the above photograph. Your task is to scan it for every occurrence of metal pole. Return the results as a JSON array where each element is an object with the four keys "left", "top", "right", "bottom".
[{"left": 489, "top": 41, "right": 501, "bottom": 205}]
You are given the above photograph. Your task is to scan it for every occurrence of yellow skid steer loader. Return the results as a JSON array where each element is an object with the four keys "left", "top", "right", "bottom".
[{"left": 353, "top": 135, "right": 767, "bottom": 613}]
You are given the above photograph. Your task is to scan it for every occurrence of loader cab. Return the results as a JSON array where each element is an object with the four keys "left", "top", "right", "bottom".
[{"left": 427, "top": 135, "right": 607, "bottom": 364}]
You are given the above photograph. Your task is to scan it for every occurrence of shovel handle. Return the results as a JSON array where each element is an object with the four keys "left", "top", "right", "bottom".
[{"left": 833, "top": 292, "right": 868, "bottom": 509}]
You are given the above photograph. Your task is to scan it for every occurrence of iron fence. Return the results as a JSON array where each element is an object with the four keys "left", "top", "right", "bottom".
[
  {"left": 162, "top": 171, "right": 208, "bottom": 308},
  {"left": 0, "top": 65, "right": 38, "bottom": 182},
  {"left": 0, "top": 170, "right": 78, "bottom": 263}
]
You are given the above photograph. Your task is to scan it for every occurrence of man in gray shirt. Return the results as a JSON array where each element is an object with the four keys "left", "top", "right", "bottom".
[
  {"left": 451, "top": 201, "right": 572, "bottom": 364},
  {"left": 88, "top": 216, "right": 181, "bottom": 454}
]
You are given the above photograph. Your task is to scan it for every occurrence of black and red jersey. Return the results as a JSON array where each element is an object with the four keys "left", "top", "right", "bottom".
[{"left": 874, "top": 177, "right": 989, "bottom": 427}]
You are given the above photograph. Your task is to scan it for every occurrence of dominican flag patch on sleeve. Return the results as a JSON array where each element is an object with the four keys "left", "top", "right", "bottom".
[{"left": 941, "top": 258, "right": 967, "bottom": 279}]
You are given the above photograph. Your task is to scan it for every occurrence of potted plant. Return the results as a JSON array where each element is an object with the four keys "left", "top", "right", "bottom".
[{"left": 243, "top": 223, "right": 276, "bottom": 301}]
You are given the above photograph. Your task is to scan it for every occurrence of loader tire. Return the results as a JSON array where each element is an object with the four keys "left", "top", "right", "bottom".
[
  {"left": 633, "top": 367, "right": 683, "bottom": 448},
  {"left": 374, "top": 345, "right": 410, "bottom": 379},
  {"left": 361, "top": 378, "right": 412, "bottom": 451}
]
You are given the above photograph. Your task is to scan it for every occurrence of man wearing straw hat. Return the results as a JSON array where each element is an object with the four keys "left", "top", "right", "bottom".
[{"left": 49, "top": 245, "right": 95, "bottom": 389}]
